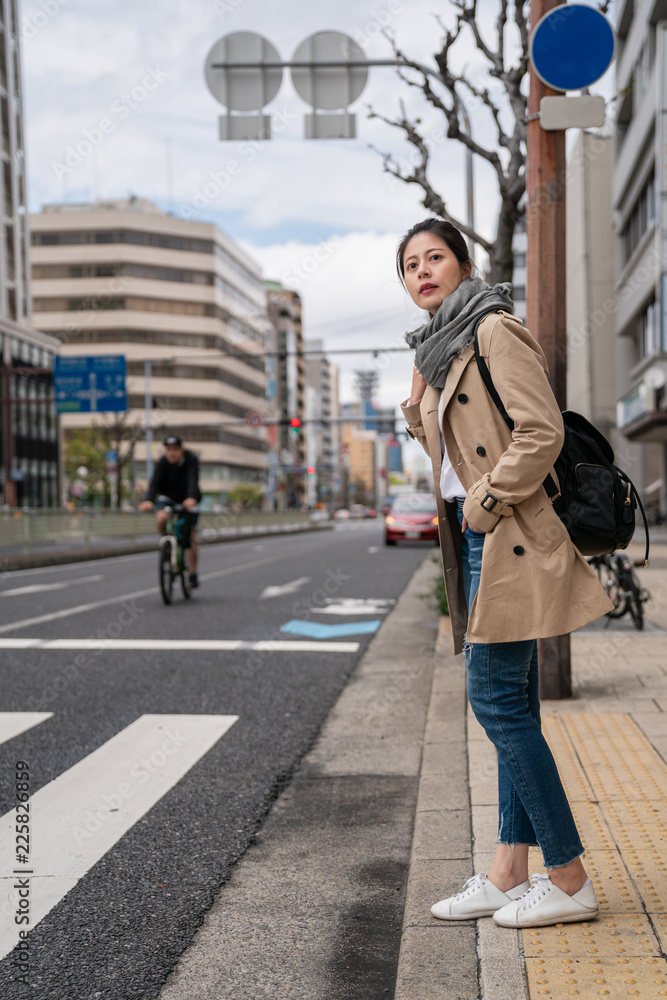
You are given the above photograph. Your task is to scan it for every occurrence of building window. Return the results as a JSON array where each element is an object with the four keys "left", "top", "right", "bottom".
[
  {"left": 512, "top": 285, "right": 526, "bottom": 301},
  {"left": 637, "top": 301, "right": 656, "bottom": 359},
  {"left": 514, "top": 253, "right": 526, "bottom": 268},
  {"left": 622, "top": 172, "right": 655, "bottom": 263}
]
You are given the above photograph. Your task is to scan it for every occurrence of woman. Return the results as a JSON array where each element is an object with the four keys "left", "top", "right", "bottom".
[{"left": 399, "top": 218, "right": 612, "bottom": 928}]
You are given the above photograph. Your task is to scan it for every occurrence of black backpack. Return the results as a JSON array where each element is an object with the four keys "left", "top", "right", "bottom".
[{"left": 473, "top": 329, "right": 650, "bottom": 566}]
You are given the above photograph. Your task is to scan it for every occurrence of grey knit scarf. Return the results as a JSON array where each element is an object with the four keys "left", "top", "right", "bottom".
[{"left": 405, "top": 276, "right": 514, "bottom": 389}]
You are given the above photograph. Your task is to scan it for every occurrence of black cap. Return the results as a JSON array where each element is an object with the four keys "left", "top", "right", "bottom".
[{"left": 163, "top": 435, "right": 182, "bottom": 447}]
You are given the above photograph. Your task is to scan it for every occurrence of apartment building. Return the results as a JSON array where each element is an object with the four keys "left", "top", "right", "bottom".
[
  {"left": 0, "top": 0, "right": 60, "bottom": 507},
  {"left": 304, "top": 339, "right": 340, "bottom": 507},
  {"left": 265, "top": 281, "right": 306, "bottom": 508},
  {"left": 29, "top": 198, "right": 269, "bottom": 504},
  {"left": 613, "top": 0, "right": 667, "bottom": 513}
]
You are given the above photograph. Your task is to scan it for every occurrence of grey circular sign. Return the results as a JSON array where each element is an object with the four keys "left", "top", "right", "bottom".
[
  {"left": 291, "top": 31, "right": 368, "bottom": 110},
  {"left": 205, "top": 31, "right": 283, "bottom": 112}
]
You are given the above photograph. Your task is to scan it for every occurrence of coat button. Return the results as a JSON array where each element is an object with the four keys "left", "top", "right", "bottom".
[
  {"left": 476, "top": 446, "right": 486, "bottom": 457},
  {"left": 513, "top": 545, "right": 525, "bottom": 556},
  {"left": 457, "top": 393, "right": 468, "bottom": 403}
]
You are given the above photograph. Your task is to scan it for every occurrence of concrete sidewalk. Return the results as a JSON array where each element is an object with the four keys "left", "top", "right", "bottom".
[{"left": 397, "top": 540, "right": 667, "bottom": 1000}]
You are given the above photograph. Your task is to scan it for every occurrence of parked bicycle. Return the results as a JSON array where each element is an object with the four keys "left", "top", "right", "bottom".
[
  {"left": 588, "top": 552, "right": 650, "bottom": 630},
  {"left": 155, "top": 496, "right": 196, "bottom": 604}
]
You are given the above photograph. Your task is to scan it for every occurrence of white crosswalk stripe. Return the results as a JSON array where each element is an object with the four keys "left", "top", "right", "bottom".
[
  {"left": 0, "top": 713, "right": 237, "bottom": 960},
  {"left": 0, "top": 714, "right": 52, "bottom": 747}
]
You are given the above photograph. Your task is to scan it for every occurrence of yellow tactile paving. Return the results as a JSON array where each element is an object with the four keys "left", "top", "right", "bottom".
[{"left": 522, "top": 714, "right": 667, "bottom": 999}]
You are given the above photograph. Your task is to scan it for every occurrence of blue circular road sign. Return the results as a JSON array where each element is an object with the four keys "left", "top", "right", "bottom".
[{"left": 530, "top": 4, "right": 615, "bottom": 92}]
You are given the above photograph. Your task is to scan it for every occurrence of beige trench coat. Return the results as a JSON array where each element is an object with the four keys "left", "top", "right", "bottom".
[{"left": 401, "top": 310, "right": 613, "bottom": 654}]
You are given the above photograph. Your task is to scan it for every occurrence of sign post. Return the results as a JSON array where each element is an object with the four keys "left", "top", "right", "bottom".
[{"left": 527, "top": 3, "right": 615, "bottom": 699}]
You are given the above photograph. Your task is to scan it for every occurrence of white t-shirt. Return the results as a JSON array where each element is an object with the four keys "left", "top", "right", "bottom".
[{"left": 438, "top": 390, "right": 466, "bottom": 501}]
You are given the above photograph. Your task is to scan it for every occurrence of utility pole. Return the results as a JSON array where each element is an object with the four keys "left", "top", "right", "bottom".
[{"left": 526, "top": 0, "right": 571, "bottom": 699}]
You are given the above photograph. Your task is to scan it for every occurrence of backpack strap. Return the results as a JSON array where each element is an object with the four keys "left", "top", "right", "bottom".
[
  {"left": 625, "top": 473, "right": 650, "bottom": 567},
  {"left": 473, "top": 322, "right": 561, "bottom": 503}
]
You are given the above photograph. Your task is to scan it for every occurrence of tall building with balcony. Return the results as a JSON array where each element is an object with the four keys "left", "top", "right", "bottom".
[
  {"left": 266, "top": 281, "right": 306, "bottom": 508},
  {"left": 29, "top": 198, "right": 269, "bottom": 504},
  {"left": 0, "top": 0, "right": 60, "bottom": 507},
  {"left": 304, "top": 339, "right": 340, "bottom": 507},
  {"left": 613, "top": 0, "right": 667, "bottom": 513}
]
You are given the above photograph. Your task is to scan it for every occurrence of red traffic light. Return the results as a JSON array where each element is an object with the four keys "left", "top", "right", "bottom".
[
  {"left": 289, "top": 417, "right": 302, "bottom": 432},
  {"left": 307, "top": 466, "right": 316, "bottom": 475}
]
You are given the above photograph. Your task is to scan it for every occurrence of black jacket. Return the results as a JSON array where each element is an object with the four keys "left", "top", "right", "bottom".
[{"left": 145, "top": 450, "right": 202, "bottom": 504}]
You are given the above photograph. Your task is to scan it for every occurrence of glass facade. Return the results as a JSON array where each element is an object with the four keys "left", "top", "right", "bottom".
[{"left": 0, "top": 334, "right": 59, "bottom": 506}]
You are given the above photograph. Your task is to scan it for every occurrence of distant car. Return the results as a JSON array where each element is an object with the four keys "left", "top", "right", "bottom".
[
  {"left": 364, "top": 507, "right": 377, "bottom": 518},
  {"left": 385, "top": 493, "right": 439, "bottom": 546},
  {"left": 333, "top": 508, "right": 351, "bottom": 520},
  {"left": 349, "top": 504, "right": 366, "bottom": 519}
]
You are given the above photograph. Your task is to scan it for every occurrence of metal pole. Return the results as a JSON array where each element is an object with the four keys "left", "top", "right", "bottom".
[
  {"left": 526, "top": 0, "right": 571, "bottom": 699},
  {"left": 144, "top": 360, "right": 153, "bottom": 486}
]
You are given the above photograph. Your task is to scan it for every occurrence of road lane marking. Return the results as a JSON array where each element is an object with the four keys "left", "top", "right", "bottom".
[
  {"left": 260, "top": 577, "right": 310, "bottom": 599},
  {"left": 0, "top": 554, "right": 283, "bottom": 634},
  {"left": 0, "top": 713, "right": 238, "bottom": 961},
  {"left": 0, "top": 713, "right": 53, "bottom": 746},
  {"left": 0, "top": 575, "right": 104, "bottom": 597},
  {"left": 0, "top": 638, "right": 360, "bottom": 653},
  {"left": 316, "top": 598, "right": 395, "bottom": 615},
  {"left": 280, "top": 620, "right": 382, "bottom": 638}
]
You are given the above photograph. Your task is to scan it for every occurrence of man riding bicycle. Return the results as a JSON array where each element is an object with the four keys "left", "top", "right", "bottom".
[{"left": 140, "top": 435, "right": 202, "bottom": 589}]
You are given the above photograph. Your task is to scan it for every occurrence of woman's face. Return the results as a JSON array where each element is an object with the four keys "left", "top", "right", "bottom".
[{"left": 403, "top": 232, "right": 470, "bottom": 316}]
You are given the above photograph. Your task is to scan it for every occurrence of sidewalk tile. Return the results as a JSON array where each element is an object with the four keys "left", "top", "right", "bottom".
[
  {"left": 402, "top": 858, "right": 473, "bottom": 929},
  {"left": 411, "top": 808, "right": 472, "bottom": 862},
  {"left": 416, "top": 766, "right": 469, "bottom": 812},
  {"left": 394, "top": 925, "right": 479, "bottom": 1000}
]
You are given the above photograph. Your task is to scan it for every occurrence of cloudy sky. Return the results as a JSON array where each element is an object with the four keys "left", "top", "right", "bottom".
[{"left": 19, "top": 0, "right": 613, "bottom": 462}]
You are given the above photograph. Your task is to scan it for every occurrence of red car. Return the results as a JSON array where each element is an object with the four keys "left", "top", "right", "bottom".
[{"left": 385, "top": 493, "right": 439, "bottom": 546}]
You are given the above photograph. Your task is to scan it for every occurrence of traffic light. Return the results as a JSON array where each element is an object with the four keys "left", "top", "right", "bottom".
[
  {"left": 290, "top": 417, "right": 302, "bottom": 434},
  {"left": 307, "top": 466, "right": 316, "bottom": 476}
]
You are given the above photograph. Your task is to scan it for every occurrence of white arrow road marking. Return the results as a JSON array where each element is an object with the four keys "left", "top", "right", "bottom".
[
  {"left": 0, "top": 714, "right": 238, "bottom": 961},
  {"left": 0, "top": 713, "right": 53, "bottom": 746},
  {"left": 0, "top": 575, "right": 104, "bottom": 598},
  {"left": 0, "top": 554, "right": 283, "bottom": 635},
  {"left": 316, "top": 598, "right": 396, "bottom": 616},
  {"left": 260, "top": 577, "right": 310, "bottom": 599},
  {"left": 0, "top": 638, "right": 359, "bottom": 653}
]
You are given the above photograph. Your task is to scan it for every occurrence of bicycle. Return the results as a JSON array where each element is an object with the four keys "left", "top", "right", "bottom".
[
  {"left": 588, "top": 552, "right": 650, "bottom": 630},
  {"left": 156, "top": 496, "right": 195, "bottom": 605}
]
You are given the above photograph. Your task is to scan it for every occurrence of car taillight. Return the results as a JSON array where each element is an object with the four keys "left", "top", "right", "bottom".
[
  {"left": 386, "top": 516, "right": 395, "bottom": 524},
  {"left": 432, "top": 516, "right": 439, "bottom": 525}
]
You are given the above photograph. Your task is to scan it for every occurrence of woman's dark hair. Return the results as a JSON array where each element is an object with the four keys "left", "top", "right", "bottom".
[{"left": 396, "top": 218, "right": 472, "bottom": 288}]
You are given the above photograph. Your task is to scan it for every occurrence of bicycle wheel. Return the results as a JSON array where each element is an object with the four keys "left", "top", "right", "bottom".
[
  {"left": 628, "top": 578, "right": 644, "bottom": 630},
  {"left": 159, "top": 542, "right": 173, "bottom": 605},
  {"left": 597, "top": 560, "right": 626, "bottom": 618}
]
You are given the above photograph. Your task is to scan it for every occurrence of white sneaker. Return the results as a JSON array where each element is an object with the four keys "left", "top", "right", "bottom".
[
  {"left": 431, "top": 873, "right": 530, "bottom": 920},
  {"left": 493, "top": 873, "right": 599, "bottom": 928}
]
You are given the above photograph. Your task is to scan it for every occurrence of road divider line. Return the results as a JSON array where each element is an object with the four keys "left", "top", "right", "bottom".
[
  {"left": 0, "top": 638, "right": 360, "bottom": 653},
  {"left": 0, "top": 713, "right": 53, "bottom": 746},
  {"left": 0, "top": 713, "right": 238, "bottom": 961}
]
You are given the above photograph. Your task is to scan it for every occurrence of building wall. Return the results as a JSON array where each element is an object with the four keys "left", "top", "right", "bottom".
[
  {"left": 29, "top": 199, "right": 269, "bottom": 502},
  {"left": 613, "top": 0, "right": 667, "bottom": 512},
  {"left": 566, "top": 132, "right": 616, "bottom": 438},
  {"left": 304, "top": 339, "right": 340, "bottom": 507}
]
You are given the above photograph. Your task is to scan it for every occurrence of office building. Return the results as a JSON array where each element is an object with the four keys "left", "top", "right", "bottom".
[
  {"left": 613, "top": 0, "right": 667, "bottom": 513},
  {"left": 0, "top": 0, "right": 60, "bottom": 507},
  {"left": 30, "top": 198, "right": 269, "bottom": 504},
  {"left": 266, "top": 281, "right": 306, "bottom": 508},
  {"left": 304, "top": 339, "right": 340, "bottom": 507}
]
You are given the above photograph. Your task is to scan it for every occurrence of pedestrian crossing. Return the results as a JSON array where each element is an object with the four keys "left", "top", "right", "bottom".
[{"left": 0, "top": 713, "right": 237, "bottom": 961}]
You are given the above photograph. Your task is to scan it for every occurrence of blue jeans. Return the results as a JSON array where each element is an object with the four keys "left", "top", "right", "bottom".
[{"left": 456, "top": 498, "right": 584, "bottom": 868}]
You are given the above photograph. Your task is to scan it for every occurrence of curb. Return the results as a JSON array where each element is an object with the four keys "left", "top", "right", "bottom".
[
  {"left": 0, "top": 523, "right": 333, "bottom": 571},
  {"left": 393, "top": 614, "right": 481, "bottom": 1000}
]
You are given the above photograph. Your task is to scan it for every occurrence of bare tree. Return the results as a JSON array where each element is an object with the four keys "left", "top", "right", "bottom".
[{"left": 368, "top": 1, "right": 530, "bottom": 285}]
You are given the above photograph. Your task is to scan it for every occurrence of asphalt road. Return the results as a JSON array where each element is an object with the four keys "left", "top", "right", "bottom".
[{"left": 0, "top": 521, "right": 433, "bottom": 999}]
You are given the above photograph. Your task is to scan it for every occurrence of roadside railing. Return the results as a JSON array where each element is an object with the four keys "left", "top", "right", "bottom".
[{"left": 0, "top": 508, "right": 331, "bottom": 556}]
